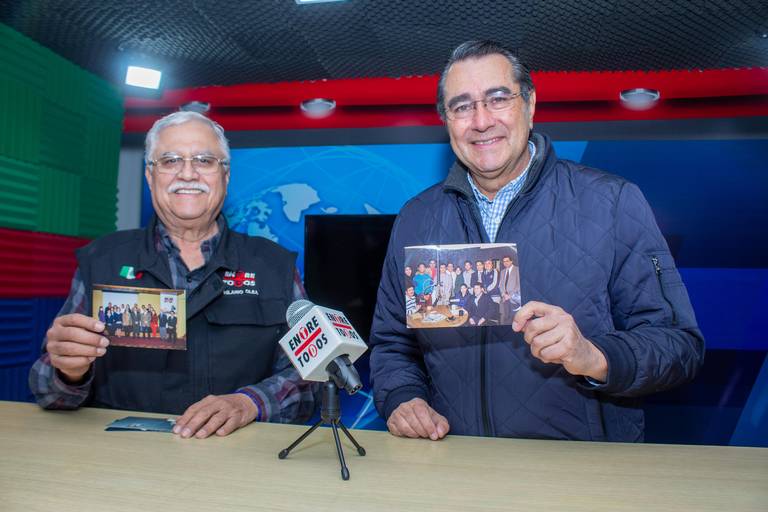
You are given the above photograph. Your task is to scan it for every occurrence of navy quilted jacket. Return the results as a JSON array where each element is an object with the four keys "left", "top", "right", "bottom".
[{"left": 370, "top": 132, "right": 705, "bottom": 442}]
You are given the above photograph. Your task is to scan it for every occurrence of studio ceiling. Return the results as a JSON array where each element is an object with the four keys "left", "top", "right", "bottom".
[{"left": 2, "top": 0, "right": 767, "bottom": 90}]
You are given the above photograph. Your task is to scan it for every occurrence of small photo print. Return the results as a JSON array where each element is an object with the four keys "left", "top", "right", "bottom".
[
  {"left": 404, "top": 243, "right": 520, "bottom": 329},
  {"left": 93, "top": 284, "right": 187, "bottom": 350},
  {"left": 105, "top": 416, "right": 176, "bottom": 433}
]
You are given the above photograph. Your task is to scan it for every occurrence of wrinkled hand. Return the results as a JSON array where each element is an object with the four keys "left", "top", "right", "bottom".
[
  {"left": 173, "top": 394, "right": 258, "bottom": 439},
  {"left": 46, "top": 314, "right": 109, "bottom": 383},
  {"left": 513, "top": 301, "right": 608, "bottom": 382},
  {"left": 387, "top": 398, "right": 449, "bottom": 441}
]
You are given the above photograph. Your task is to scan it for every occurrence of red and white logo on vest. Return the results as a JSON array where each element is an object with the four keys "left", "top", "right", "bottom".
[{"left": 222, "top": 270, "right": 259, "bottom": 296}]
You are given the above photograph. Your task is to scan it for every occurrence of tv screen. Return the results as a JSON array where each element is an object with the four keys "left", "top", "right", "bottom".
[{"left": 304, "top": 214, "right": 396, "bottom": 342}]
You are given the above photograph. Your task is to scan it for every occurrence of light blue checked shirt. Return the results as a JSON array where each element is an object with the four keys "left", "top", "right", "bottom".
[{"left": 467, "top": 141, "right": 536, "bottom": 242}]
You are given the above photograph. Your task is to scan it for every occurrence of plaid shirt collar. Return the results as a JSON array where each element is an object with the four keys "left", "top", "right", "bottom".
[{"left": 154, "top": 216, "right": 226, "bottom": 291}]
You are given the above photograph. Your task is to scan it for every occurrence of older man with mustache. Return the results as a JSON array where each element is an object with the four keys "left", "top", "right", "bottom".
[{"left": 29, "top": 111, "right": 316, "bottom": 439}]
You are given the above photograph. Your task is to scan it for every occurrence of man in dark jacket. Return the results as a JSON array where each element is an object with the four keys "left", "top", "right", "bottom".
[
  {"left": 167, "top": 311, "right": 178, "bottom": 343},
  {"left": 158, "top": 310, "right": 168, "bottom": 339},
  {"left": 466, "top": 283, "right": 494, "bottom": 326},
  {"left": 369, "top": 40, "right": 705, "bottom": 442},
  {"left": 29, "top": 111, "right": 316, "bottom": 439}
]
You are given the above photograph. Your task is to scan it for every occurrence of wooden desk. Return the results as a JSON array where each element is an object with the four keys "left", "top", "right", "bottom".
[
  {"left": 407, "top": 305, "right": 468, "bottom": 328},
  {"left": 0, "top": 401, "right": 766, "bottom": 512}
]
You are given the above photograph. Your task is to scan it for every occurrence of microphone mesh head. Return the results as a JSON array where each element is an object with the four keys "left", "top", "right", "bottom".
[{"left": 286, "top": 299, "right": 315, "bottom": 328}]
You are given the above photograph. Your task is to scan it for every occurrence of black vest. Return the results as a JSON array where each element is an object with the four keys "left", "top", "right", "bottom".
[{"left": 76, "top": 217, "right": 296, "bottom": 415}]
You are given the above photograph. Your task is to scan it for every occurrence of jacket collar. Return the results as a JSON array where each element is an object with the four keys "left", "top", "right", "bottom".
[{"left": 443, "top": 131, "right": 553, "bottom": 199}]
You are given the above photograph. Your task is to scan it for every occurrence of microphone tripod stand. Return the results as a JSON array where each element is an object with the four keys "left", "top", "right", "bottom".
[{"left": 278, "top": 380, "right": 366, "bottom": 480}]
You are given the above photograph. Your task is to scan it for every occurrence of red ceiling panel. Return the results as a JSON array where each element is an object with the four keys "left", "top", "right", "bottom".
[{"left": 123, "top": 68, "right": 768, "bottom": 131}]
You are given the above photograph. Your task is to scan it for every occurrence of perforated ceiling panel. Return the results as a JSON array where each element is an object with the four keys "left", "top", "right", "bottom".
[{"left": 1, "top": 0, "right": 767, "bottom": 88}]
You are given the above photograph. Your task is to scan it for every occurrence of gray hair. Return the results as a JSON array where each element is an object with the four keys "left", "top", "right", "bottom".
[
  {"left": 436, "top": 40, "right": 534, "bottom": 121},
  {"left": 144, "top": 111, "right": 230, "bottom": 163}
]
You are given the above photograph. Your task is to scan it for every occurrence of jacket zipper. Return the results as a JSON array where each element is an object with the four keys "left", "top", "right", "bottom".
[
  {"left": 460, "top": 197, "right": 493, "bottom": 436},
  {"left": 651, "top": 256, "right": 678, "bottom": 325},
  {"left": 464, "top": 188, "right": 518, "bottom": 438},
  {"left": 480, "top": 327, "right": 491, "bottom": 436}
]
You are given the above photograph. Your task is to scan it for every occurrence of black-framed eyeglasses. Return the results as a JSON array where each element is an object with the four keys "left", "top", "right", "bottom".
[
  {"left": 148, "top": 154, "right": 229, "bottom": 175},
  {"left": 446, "top": 91, "right": 523, "bottom": 120}
]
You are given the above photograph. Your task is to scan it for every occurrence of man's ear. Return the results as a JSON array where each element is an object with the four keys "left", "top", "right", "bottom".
[
  {"left": 145, "top": 165, "right": 153, "bottom": 187},
  {"left": 527, "top": 89, "right": 537, "bottom": 130}
]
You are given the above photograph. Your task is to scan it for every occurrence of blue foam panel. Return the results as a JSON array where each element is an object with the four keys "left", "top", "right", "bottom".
[{"left": 0, "top": 297, "right": 65, "bottom": 401}]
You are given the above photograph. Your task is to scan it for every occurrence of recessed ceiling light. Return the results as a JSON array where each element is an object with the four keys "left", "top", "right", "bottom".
[
  {"left": 180, "top": 101, "right": 211, "bottom": 113},
  {"left": 125, "top": 65, "right": 162, "bottom": 89},
  {"left": 619, "top": 88, "right": 661, "bottom": 110},
  {"left": 295, "top": 0, "right": 345, "bottom": 4},
  {"left": 300, "top": 98, "right": 336, "bottom": 118}
]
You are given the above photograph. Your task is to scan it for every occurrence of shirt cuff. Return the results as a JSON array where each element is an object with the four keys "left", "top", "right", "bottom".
[
  {"left": 53, "top": 368, "right": 94, "bottom": 394},
  {"left": 582, "top": 376, "right": 605, "bottom": 387},
  {"left": 236, "top": 387, "right": 266, "bottom": 422},
  {"left": 578, "top": 333, "right": 637, "bottom": 394}
]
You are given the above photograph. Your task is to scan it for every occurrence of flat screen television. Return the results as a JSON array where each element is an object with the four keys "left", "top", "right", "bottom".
[{"left": 304, "top": 214, "right": 396, "bottom": 343}]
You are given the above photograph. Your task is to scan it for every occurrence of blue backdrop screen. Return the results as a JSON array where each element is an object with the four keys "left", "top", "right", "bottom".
[{"left": 140, "top": 138, "right": 768, "bottom": 445}]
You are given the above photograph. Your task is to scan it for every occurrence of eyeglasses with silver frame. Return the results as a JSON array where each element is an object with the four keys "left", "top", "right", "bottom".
[
  {"left": 148, "top": 154, "right": 229, "bottom": 175},
  {"left": 446, "top": 91, "right": 524, "bottom": 120}
]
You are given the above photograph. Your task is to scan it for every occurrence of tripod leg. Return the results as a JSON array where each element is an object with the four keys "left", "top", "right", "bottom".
[
  {"left": 330, "top": 421, "right": 350, "bottom": 481},
  {"left": 337, "top": 421, "right": 366, "bottom": 456},
  {"left": 279, "top": 420, "right": 323, "bottom": 459}
]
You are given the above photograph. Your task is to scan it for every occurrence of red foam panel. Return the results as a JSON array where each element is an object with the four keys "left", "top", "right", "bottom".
[{"left": 0, "top": 228, "right": 91, "bottom": 298}]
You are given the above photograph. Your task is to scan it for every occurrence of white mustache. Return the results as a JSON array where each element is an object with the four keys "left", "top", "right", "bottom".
[{"left": 167, "top": 181, "right": 210, "bottom": 193}]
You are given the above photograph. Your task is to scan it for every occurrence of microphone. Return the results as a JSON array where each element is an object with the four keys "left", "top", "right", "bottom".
[
  {"left": 277, "top": 299, "right": 369, "bottom": 479},
  {"left": 279, "top": 299, "right": 367, "bottom": 394}
]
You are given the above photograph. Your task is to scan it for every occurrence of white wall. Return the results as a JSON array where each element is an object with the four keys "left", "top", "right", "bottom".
[{"left": 116, "top": 148, "right": 144, "bottom": 230}]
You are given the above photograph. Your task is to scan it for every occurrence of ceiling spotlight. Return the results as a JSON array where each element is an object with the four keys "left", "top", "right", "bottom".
[
  {"left": 295, "top": 0, "right": 345, "bottom": 4},
  {"left": 125, "top": 65, "right": 162, "bottom": 89},
  {"left": 180, "top": 101, "right": 211, "bottom": 113},
  {"left": 300, "top": 98, "right": 336, "bottom": 118},
  {"left": 619, "top": 88, "right": 661, "bottom": 111}
]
